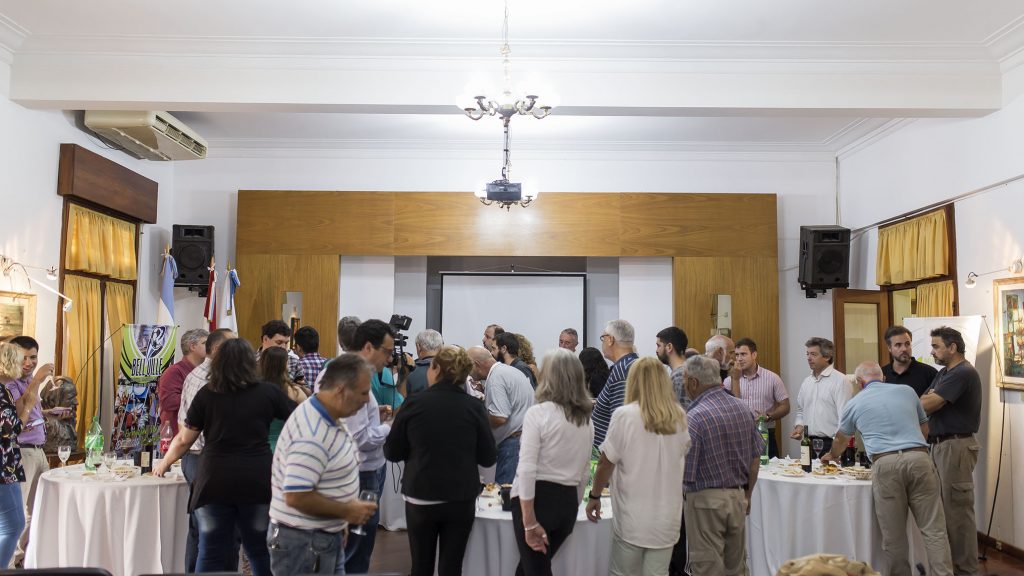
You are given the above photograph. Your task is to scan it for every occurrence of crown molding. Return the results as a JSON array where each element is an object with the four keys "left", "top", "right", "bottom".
[
  {"left": 203, "top": 137, "right": 838, "bottom": 163},
  {"left": 16, "top": 33, "right": 1000, "bottom": 64},
  {"left": 0, "top": 14, "right": 28, "bottom": 65},
  {"left": 835, "top": 118, "right": 917, "bottom": 159},
  {"left": 984, "top": 14, "right": 1024, "bottom": 62}
]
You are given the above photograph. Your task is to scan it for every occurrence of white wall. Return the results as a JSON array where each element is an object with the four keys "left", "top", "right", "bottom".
[
  {"left": 0, "top": 61, "right": 174, "bottom": 371},
  {"left": 840, "top": 95, "right": 1024, "bottom": 549},
  {"left": 618, "top": 258, "right": 674, "bottom": 357}
]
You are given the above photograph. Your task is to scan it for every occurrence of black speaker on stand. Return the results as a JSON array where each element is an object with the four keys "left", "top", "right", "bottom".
[
  {"left": 798, "top": 225, "right": 850, "bottom": 298},
  {"left": 171, "top": 225, "right": 214, "bottom": 297}
]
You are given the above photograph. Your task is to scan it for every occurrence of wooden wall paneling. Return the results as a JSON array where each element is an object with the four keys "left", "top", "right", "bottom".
[
  {"left": 57, "top": 144, "right": 158, "bottom": 223},
  {"left": 235, "top": 254, "right": 340, "bottom": 354},
  {"left": 236, "top": 191, "right": 396, "bottom": 255},
  {"left": 672, "top": 256, "right": 781, "bottom": 373},
  {"left": 621, "top": 193, "right": 777, "bottom": 257},
  {"left": 393, "top": 193, "right": 623, "bottom": 256}
]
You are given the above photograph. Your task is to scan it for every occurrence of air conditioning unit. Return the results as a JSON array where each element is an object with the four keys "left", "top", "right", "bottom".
[{"left": 84, "top": 111, "right": 207, "bottom": 161}]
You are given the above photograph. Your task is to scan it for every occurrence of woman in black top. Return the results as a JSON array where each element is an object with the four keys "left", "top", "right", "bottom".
[
  {"left": 153, "top": 339, "right": 295, "bottom": 576},
  {"left": 384, "top": 345, "right": 497, "bottom": 576},
  {"left": 579, "top": 347, "right": 610, "bottom": 400}
]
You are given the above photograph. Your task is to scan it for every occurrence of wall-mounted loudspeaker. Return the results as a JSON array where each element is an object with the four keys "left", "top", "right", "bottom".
[
  {"left": 798, "top": 225, "right": 850, "bottom": 297},
  {"left": 172, "top": 225, "right": 214, "bottom": 289}
]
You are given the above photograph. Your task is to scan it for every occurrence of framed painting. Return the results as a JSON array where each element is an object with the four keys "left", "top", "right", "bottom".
[
  {"left": 994, "top": 278, "right": 1024, "bottom": 389},
  {"left": 0, "top": 291, "right": 37, "bottom": 339}
]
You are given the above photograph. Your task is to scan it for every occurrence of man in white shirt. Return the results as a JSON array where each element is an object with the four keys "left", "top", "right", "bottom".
[
  {"left": 269, "top": 354, "right": 378, "bottom": 575},
  {"left": 790, "top": 337, "right": 853, "bottom": 456},
  {"left": 468, "top": 346, "right": 535, "bottom": 484},
  {"left": 177, "top": 328, "right": 236, "bottom": 573}
]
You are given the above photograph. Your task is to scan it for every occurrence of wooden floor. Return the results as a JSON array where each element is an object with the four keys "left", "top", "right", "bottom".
[{"left": 369, "top": 528, "right": 1024, "bottom": 575}]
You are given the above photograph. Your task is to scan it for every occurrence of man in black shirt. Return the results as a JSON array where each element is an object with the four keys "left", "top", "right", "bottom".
[
  {"left": 922, "top": 326, "right": 981, "bottom": 576},
  {"left": 881, "top": 325, "right": 938, "bottom": 397}
]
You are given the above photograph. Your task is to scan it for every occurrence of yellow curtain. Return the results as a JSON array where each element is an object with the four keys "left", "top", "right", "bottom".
[
  {"left": 876, "top": 209, "right": 949, "bottom": 285},
  {"left": 916, "top": 280, "right": 955, "bottom": 317},
  {"left": 65, "top": 204, "right": 138, "bottom": 280},
  {"left": 105, "top": 282, "right": 135, "bottom": 391},
  {"left": 64, "top": 275, "right": 102, "bottom": 448}
]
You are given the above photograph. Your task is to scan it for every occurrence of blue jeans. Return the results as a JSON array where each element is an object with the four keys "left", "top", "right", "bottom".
[
  {"left": 194, "top": 503, "right": 271, "bottom": 576},
  {"left": 495, "top": 435, "right": 520, "bottom": 485},
  {"left": 268, "top": 521, "right": 342, "bottom": 575},
  {"left": 182, "top": 453, "right": 240, "bottom": 573},
  {"left": 0, "top": 483, "right": 24, "bottom": 567},
  {"left": 341, "top": 465, "right": 386, "bottom": 574}
]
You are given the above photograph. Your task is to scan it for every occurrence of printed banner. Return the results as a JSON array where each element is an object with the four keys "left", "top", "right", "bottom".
[
  {"left": 111, "top": 324, "right": 176, "bottom": 453},
  {"left": 903, "top": 315, "right": 983, "bottom": 367}
]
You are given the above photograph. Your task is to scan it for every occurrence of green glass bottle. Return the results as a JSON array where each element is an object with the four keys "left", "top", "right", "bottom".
[
  {"left": 757, "top": 416, "right": 769, "bottom": 466},
  {"left": 84, "top": 416, "right": 104, "bottom": 471}
]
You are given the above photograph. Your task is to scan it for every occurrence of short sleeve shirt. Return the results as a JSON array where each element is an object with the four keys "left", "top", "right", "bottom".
[
  {"left": 882, "top": 358, "right": 938, "bottom": 397},
  {"left": 926, "top": 361, "right": 982, "bottom": 436}
]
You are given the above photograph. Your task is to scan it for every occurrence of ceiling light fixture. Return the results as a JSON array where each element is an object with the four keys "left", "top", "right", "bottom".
[
  {"left": 459, "top": 0, "right": 555, "bottom": 210},
  {"left": 963, "top": 257, "right": 1024, "bottom": 289}
]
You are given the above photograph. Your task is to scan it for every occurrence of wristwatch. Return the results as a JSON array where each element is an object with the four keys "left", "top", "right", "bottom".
[{"left": 588, "top": 492, "right": 601, "bottom": 500}]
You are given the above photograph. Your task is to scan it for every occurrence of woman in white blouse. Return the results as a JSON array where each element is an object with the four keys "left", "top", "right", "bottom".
[
  {"left": 586, "top": 356, "right": 690, "bottom": 576},
  {"left": 510, "top": 348, "right": 595, "bottom": 576}
]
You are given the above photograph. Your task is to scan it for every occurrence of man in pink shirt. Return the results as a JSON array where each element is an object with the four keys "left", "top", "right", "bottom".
[
  {"left": 157, "top": 329, "right": 208, "bottom": 436},
  {"left": 722, "top": 338, "right": 790, "bottom": 458}
]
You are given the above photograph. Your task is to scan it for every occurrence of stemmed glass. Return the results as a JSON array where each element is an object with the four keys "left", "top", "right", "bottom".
[
  {"left": 57, "top": 445, "right": 71, "bottom": 476},
  {"left": 102, "top": 451, "right": 117, "bottom": 476},
  {"left": 350, "top": 490, "right": 379, "bottom": 536},
  {"left": 812, "top": 438, "right": 824, "bottom": 463}
]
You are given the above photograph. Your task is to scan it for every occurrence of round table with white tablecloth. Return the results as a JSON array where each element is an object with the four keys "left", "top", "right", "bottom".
[
  {"left": 747, "top": 462, "right": 926, "bottom": 576},
  {"left": 461, "top": 494, "right": 613, "bottom": 576},
  {"left": 26, "top": 464, "right": 189, "bottom": 576}
]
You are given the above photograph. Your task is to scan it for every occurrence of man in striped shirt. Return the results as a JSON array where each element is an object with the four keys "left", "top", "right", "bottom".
[
  {"left": 592, "top": 319, "right": 640, "bottom": 448},
  {"left": 269, "top": 354, "right": 379, "bottom": 575},
  {"left": 683, "top": 355, "right": 765, "bottom": 576},
  {"left": 722, "top": 338, "right": 789, "bottom": 458}
]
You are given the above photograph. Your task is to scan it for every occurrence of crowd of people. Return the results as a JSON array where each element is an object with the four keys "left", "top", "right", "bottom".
[{"left": 0, "top": 310, "right": 983, "bottom": 576}]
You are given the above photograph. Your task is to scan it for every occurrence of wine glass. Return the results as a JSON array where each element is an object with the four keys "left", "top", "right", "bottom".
[
  {"left": 349, "top": 490, "right": 379, "bottom": 536},
  {"left": 811, "top": 438, "right": 824, "bottom": 462},
  {"left": 57, "top": 445, "right": 71, "bottom": 476},
  {"left": 102, "top": 451, "right": 117, "bottom": 476}
]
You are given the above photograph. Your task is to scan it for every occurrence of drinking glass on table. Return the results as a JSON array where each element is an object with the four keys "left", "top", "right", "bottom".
[
  {"left": 811, "top": 438, "right": 824, "bottom": 462},
  {"left": 57, "top": 444, "right": 71, "bottom": 475},
  {"left": 349, "top": 490, "right": 379, "bottom": 536},
  {"left": 102, "top": 451, "right": 117, "bottom": 475}
]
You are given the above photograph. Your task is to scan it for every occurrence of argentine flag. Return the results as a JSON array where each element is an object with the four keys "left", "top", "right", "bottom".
[
  {"left": 156, "top": 253, "right": 177, "bottom": 326},
  {"left": 223, "top": 267, "right": 240, "bottom": 332}
]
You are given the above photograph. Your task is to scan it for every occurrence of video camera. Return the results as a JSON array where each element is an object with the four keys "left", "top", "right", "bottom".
[{"left": 388, "top": 314, "right": 412, "bottom": 365}]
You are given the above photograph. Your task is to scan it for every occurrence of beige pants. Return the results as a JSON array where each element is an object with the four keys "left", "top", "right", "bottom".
[
  {"left": 871, "top": 450, "right": 953, "bottom": 576},
  {"left": 609, "top": 533, "right": 672, "bottom": 576},
  {"left": 13, "top": 446, "right": 49, "bottom": 567},
  {"left": 931, "top": 437, "right": 980, "bottom": 576},
  {"left": 684, "top": 488, "right": 748, "bottom": 576}
]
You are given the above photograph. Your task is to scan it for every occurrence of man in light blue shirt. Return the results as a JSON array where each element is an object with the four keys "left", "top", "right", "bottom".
[{"left": 822, "top": 362, "right": 953, "bottom": 576}]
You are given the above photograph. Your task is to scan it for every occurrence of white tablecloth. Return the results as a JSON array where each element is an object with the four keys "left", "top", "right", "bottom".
[
  {"left": 748, "top": 465, "right": 925, "bottom": 576},
  {"left": 26, "top": 464, "right": 189, "bottom": 576},
  {"left": 462, "top": 496, "right": 613, "bottom": 576}
]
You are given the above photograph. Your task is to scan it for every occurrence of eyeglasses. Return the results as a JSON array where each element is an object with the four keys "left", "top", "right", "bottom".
[
  {"left": 600, "top": 334, "right": 612, "bottom": 342},
  {"left": 379, "top": 346, "right": 395, "bottom": 356}
]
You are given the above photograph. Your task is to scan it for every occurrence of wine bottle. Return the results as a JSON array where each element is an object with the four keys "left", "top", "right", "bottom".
[
  {"left": 757, "top": 416, "right": 769, "bottom": 466},
  {"left": 800, "top": 428, "right": 812, "bottom": 473},
  {"left": 135, "top": 443, "right": 154, "bottom": 474}
]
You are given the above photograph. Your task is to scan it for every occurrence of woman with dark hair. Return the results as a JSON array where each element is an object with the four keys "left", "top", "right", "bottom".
[
  {"left": 153, "top": 338, "right": 295, "bottom": 576},
  {"left": 579, "top": 347, "right": 610, "bottom": 400},
  {"left": 511, "top": 348, "right": 594, "bottom": 576},
  {"left": 257, "top": 346, "right": 310, "bottom": 452},
  {"left": 384, "top": 345, "right": 497, "bottom": 576}
]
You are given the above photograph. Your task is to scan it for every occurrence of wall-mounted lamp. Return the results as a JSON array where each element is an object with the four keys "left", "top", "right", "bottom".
[
  {"left": 0, "top": 255, "right": 73, "bottom": 312},
  {"left": 964, "top": 257, "right": 1024, "bottom": 289}
]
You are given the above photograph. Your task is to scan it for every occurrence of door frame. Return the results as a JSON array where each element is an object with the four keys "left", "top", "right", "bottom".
[{"left": 832, "top": 288, "right": 891, "bottom": 374}]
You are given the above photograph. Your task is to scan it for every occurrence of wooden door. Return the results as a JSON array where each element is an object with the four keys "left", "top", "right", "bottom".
[{"left": 832, "top": 289, "right": 891, "bottom": 374}]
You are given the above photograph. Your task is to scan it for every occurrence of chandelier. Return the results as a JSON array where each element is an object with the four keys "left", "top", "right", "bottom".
[{"left": 460, "top": 0, "right": 555, "bottom": 209}]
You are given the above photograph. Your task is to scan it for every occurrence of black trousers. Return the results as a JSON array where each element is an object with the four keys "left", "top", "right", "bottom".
[
  {"left": 510, "top": 481, "right": 580, "bottom": 576},
  {"left": 405, "top": 499, "right": 476, "bottom": 576},
  {"left": 669, "top": 504, "right": 687, "bottom": 576}
]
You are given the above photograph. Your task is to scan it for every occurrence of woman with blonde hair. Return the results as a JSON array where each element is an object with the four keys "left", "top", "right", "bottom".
[
  {"left": 384, "top": 345, "right": 497, "bottom": 576},
  {"left": 511, "top": 348, "right": 594, "bottom": 576},
  {"left": 0, "top": 343, "right": 46, "bottom": 566},
  {"left": 586, "top": 356, "right": 690, "bottom": 576}
]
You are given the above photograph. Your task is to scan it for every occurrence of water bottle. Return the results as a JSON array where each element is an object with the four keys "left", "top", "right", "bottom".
[
  {"left": 84, "top": 416, "right": 103, "bottom": 471},
  {"left": 757, "top": 415, "right": 769, "bottom": 466},
  {"left": 158, "top": 420, "right": 174, "bottom": 459}
]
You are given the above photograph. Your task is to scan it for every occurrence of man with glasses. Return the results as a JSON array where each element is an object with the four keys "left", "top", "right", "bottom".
[{"left": 592, "top": 319, "right": 639, "bottom": 448}]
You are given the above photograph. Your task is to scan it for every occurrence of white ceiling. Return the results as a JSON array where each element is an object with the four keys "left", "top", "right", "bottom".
[{"left": 2, "top": 0, "right": 1024, "bottom": 157}]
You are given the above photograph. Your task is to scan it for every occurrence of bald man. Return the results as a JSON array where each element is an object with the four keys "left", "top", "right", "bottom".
[
  {"left": 468, "top": 347, "right": 534, "bottom": 484},
  {"left": 822, "top": 362, "right": 953, "bottom": 576}
]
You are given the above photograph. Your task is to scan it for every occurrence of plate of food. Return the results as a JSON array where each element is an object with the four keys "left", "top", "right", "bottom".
[
  {"left": 842, "top": 467, "right": 872, "bottom": 480},
  {"left": 601, "top": 487, "right": 610, "bottom": 497},
  {"left": 812, "top": 463, "right": 841, "bottom": 476},
  {"left": 112, "top": 465, "right": 138, "bottom": 481},
  {"left": 482, "top": 482, "right": 499, "bottom": 497},
  {"left": 776, "top": 468, "right": 805, "bottom": 477}
]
